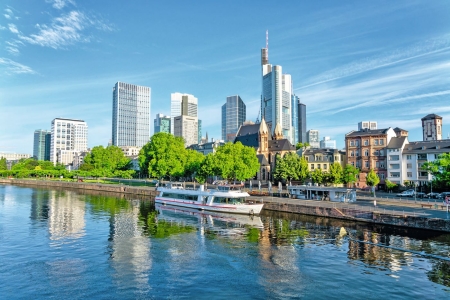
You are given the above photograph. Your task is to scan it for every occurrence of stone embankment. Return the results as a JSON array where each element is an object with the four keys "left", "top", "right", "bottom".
[
  {"left": 0, "top": 178, "right": 159, "bottom": 197},
  {"left": 2, "top": 179, "right": 450, "bottom": 232}
]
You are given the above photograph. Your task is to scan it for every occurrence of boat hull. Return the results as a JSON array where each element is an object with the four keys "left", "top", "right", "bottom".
[{"left": 155, "top": 197, "right": 263, "bottom": 215}]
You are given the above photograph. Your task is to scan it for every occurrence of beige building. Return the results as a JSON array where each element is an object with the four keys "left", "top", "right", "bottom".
[
  {"left": 301, "top": 148, "right": 346, "bottom": 172},
  {"left": 174, "top": 115, "right": 198, "bottom": 147},
  {"left": 345, "top": 127, "right": 396, "bottom": 189}
]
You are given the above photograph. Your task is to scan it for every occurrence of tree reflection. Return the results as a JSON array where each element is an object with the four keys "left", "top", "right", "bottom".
[
  {"left": 146, "top": 211, "right": 196, "bottom": 238},
  {"left": 428, "top": 261, "right": 450, "bottom": 287}
]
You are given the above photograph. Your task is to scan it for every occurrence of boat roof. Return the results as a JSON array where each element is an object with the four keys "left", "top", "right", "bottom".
[{"left": 158, "top": 186, "right": 249, "bottom": 197}]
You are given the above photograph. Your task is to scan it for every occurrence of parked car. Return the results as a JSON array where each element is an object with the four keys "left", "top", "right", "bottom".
[
  {"left": 397, "top": 190, "right": 415, "bottom": 197},
  {"left": 425, "top": 192, "right": 440, "bottom": 199},
  {"left": 438, "top": 192, "right": 450, "bottom": 200},
  {"left": 415, "top": 192, "right": 426, "bottom": 198}
]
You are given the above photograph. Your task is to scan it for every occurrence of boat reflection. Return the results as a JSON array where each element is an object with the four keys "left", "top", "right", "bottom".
[{"left": 154, "top": 203, "right": 264, "bottom": 236}]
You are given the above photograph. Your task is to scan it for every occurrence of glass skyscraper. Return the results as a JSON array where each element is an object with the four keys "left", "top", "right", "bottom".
[
  {"left": 154, "top": 113, "right": 171, "bottom": 134},
  {"left": 298, "top": 102, "right": 307, "bottom": 143},
  {"left": 33, "top": 129, "right": 51, "bottom": 161},
  {"left": 112, "top": 82, "right": 151, "bottom": 147},
  {"left": 221, "top": 95, "right": 246, "bottom": 142}
]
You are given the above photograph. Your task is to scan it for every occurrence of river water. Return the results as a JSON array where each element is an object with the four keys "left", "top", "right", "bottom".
[{"left": 1, "top": 185, "right": 450, "bottom": 299}]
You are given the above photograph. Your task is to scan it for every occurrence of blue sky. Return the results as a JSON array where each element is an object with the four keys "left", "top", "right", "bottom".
[{"left": 1, "top": 0, "right": 449, "bottom": 154}]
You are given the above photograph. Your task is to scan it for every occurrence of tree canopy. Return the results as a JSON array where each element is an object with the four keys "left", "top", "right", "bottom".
[
  {"left": 328, "top": 162, "right": 343, "bottom": 185},
  {"left": 422, "top": 153, "right": 450, "bottom": 190},
  {"left": 0, "top": 157, "right": 7, "bottom": 171},
  {"left": 213, "top": 142, "right": 260, "bottom": 181},
  {"left": 342, "top": 164, "right": 359, "bottom": 187}
]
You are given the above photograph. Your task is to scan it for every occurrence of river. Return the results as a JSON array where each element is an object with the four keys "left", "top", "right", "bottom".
[{"left": 0, "top": 185, "right": 449, "bottom": 299}]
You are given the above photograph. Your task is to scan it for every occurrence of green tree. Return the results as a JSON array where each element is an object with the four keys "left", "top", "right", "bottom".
[
  {"left": 329, "top": 162, "right": 343, "bottom": 186},
  {"left": 342, "top": 164, "right": 359, "bottom": 187},
  {"left": 310, "top": 168, "right": 324, "bottom": 184},
  {"left": 295, "top": 142, "right": 310, "bottom": 150},
  {"left": 273, "top": 152, "right": 300, "bottom": 182},
  {"left": 214, "top": 142, "right": 259, "bottom": 181},
  {"left": 422, "top": 153, "right": 450, "bottom": 190},
  {"left": 366, "top": 169, "right": 380, "bottom": 196},
  {"left": 0, "top": 157, "right": 7, "bottom": 171},
  {"left": 83, "top": 145, "right": 131, "bottom": 172},
  {"left": 183, "top": 149, "right": 205, "bottom": 180},
  {"left": 139, "top": 132, "right": 186, "bottom": 180},
  {"left": 298, "top": 156, "right": 310, "bottom": 183},
  {"left": 385, "top": 179, "right": 397, "bottom": 192},
  {"left": 196, "top": 153, "right": 218, "bottom": 184}
]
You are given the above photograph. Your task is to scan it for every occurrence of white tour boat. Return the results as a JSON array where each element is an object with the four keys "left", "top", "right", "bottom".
[{"left": 155, "top": 183, "right": 264, "bottom": 215}]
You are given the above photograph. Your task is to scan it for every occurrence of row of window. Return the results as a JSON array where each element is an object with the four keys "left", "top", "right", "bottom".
[
  {"left": 350, "top": 161, "right": 386, "bottom": 168},
  {"left": 310, "top": 164, "right": 328, "bottom": 170},
  {"left": 349, "top": 139, "right": 385, "bottom": 147}
]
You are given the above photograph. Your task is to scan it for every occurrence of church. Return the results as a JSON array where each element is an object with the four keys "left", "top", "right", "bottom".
[{"left": 234, "top": 118, "right": 296, "bottom": 181}]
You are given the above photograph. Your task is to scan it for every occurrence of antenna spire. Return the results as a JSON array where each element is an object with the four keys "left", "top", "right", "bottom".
[{"left": 266, "top": 30, "right": 268, "bottom": 49}]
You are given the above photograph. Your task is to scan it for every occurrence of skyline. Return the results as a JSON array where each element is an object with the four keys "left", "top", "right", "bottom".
[{"left": 1, "top": 0, "right": 450, "bottom": 154}]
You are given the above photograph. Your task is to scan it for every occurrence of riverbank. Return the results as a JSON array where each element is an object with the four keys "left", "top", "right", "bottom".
[{"left": 2, "top": 178, "right": 449, "bottom": 232}]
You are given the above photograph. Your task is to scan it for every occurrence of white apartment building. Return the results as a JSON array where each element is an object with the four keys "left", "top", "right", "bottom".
[
  {"left": 174, "top": 115, "right": 198, "bottom": 147},
  {"left": 112, "top": 82, "right": 151, "bottom": 147},
  {"left": 50, "top": 118, "right": 88, "bottom": 165},
  {"left": 119, "top": 146, "right": 141, "bottom": 157},
  {"left": 0, "top": 152, "right": 31, "bottom": 161}
]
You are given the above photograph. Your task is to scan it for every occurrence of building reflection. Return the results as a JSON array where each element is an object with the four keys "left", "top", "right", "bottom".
[
  {"left": 30, "top": 189, "right": 50, "bottom": 222},
  {"left": 47, "top": 190, "right": 86, "bottom": 240},
  {"left": 108, "top": 200, "right": 151, "bottom": 293}
]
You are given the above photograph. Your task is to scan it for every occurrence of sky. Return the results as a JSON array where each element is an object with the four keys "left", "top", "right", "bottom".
[{"left": 1, "top": 0, "right": 450, "bottom": 154}]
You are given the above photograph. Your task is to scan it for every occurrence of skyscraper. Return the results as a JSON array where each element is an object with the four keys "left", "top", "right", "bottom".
[
  {"left": 174, "top": 115, "right": 198, "bottom": 147},
  {"left": 50, "top": 118, "right": 88, "bottom": 165},
  {"left": 261, "top": 31, "right": 294, "bottom": 143},
  {"left": 221, "top": 95, "right": 246, "bottom": 142},
  {"left": 154, "top": 113, "right": 171, "bottom": 134},
  {"left": 112, "top": 82, "right": 151, "bottom": 147},
  {"left": 298, "top": 101, "right": 307, "bottom": 143},
  {"left": 320, "top": 137, "right": 337, "bottom": 149},
  {"left": 291, "top": 95, "right": 299, "bottom": 145},
  {"left": 170, "top": 93, "right": 198, "bottom": 134},
  {"left": 33, "top": 129, "right": 51, "bottom": 161}
]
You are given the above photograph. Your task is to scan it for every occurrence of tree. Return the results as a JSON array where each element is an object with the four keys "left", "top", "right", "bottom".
[
  {"left": 385, "top": 179, "right": 397, "bottom": 193},
  {"left": 329, "top": 162, "right": 343, "bottom": 186},
  {"left": 196, "top": 153, "right": 218, "bottom": 184},
  {"left": 295, "top": 142, "right": 310, "bottom": 150},
  {"left": 213, "top": 142, "right": 259, "bottom": 181},
  {"left": 422, "top": 153, "right": 450, "bottom": 190},
  {"left": 183, "top": 149, "right": 204, "bottom": 180},
  {"left": 273, "top": 152, "right": 300, "bottom": 182},
  {"left": 139, "top": 132, "right": 186, "bottom": 180},
  {"left": 0, "top": 157, "right": 7, "bottom": 171},
  {"left": 310, "top": 168, "right": 324, "bottom": 184},
  {"left": 366, "top": 169, "right": 380, "bottom": 196},
  {"left": 342, "top": 164, "right": 359, "bottom": 187},
  {"left": 83, "top": 145, "right": 131, "bottom": 172},
  {"left": 298, "top": 156, "right": 310, "bottom": 183}
]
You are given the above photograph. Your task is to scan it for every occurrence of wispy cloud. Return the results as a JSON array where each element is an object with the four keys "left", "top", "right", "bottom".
[
  {"left": 4, "top": 8, "right": 13, "bottom": 19},
  {"left": 0, "top": 58, "right": 36, "bottom": 75},
  {"left": 8, "top": 23, "right": 19, "bottom": 34},
  {"left": 46, "top": 0, "right": 76, "bottom": 10},
  {"left": 296, "top": 35, "right": 450, "bottom": 90}
]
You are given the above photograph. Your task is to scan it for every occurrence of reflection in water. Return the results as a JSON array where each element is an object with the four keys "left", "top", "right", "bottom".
[
  {"left": 48, "top": 190, "right": 86, "bottom": 241},
  {"left": 30, "top": 189, "right": 50, "bottom": 222},
  {"left": 108, "top": 199, "right": 151, "bottom": 293}
]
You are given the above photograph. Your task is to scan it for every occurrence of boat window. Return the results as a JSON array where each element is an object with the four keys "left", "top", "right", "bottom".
[
  {"left": 161, "top": 193, "right": 197, "bottom": 201},
  {"left": 212, "top": 197, "right": 244, "bottom": 205}
]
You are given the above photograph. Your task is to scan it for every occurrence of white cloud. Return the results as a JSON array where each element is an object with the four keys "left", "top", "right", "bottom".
[
  {"left": 0, "top": 58, "right": 35, "bottom": 75},
  {"left": 18, "top": 10, "right": 112, "bottom": 49},
  {"left": 4, "top": 8, "right": 13, "bottom": 19},
  {"left": 0, "top": 25, "right": 6, "bottom": 30},
  {"left": 47, "top": 0, "right": 76, "bottom": 10},
  {"left": 8, "top": 23, "right": 19, "bottom": 34}
]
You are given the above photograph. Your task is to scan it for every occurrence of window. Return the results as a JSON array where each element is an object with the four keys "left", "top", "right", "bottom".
[
  {"left": 374, "top": 140, "right": 379, "bottom": 146},
  {"left": 380, "top": 173, "right": 385, "bottom": 180},
  {"left": 418, "top": 154, "right": 427, "bottom": 160},
  {"left": 380, "top": 160, "right": 385, "bottom": 168},
  {"left": 350, "top": 141, "right": 354, "bottom": 146},
  {"left": 323, "top": 164, "right": 327, "bottom": 169},
  {"left": 364, "top": 140, "right": 369, "bottom": 146},
  {"left": 318, "top": 164, "right": 321, "bottom": 169},
  {"left": 380, "top": 150, "right": 384, "bottom": 156},
  {"left": 364, "top": 150, "right": 369, "bottom": 156},
  {"left": 407, "top": 163, "right": 412, "bottom": 169},
  {"left": 420, "top": 172, "right": 428, "bottom": 177},
  {"left": 389, "top": 155, "right": 399, "bottom": 160},
  {"left": 379, "top": 139, "right": 384, "bottom": 145},
  {"left": 374, "top": 150, "right": 379, "bottom": 156},
  {"left": 376, "top": 161, "right": 380, "bottom": 168},
  {"left": 365, "top": 161, "right": 369, "bottom": 168},
  {"left": 355, "top": 141, "right": 359, "bottom": 146},
  {"left": 407, "top": 172, "right": 412, "bottom": 177},
  {"left": 311, "top": 164, "right": 314, "bottom": 170},
  {"left": 351, "top": 162, "right": 355, "bottom": 166},
  {"left": 406, "top": 155, "right": 412, "bottom": 160}
]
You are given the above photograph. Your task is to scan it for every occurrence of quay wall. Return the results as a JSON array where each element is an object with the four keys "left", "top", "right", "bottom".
[
  {"left": 0, "top": 179, "right": 159, "bottom": 197},
  {"left": 263, "top": 201, "right": 450, "bottom": 232},
  {"left": 2, "top": 179, "right": 450, "bottom": 232}
]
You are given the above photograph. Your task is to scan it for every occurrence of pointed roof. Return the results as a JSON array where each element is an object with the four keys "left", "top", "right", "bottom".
[
  {"left": 273, "top": 123, "right": 282, "bottom": 136},
  {"left": 259, "top": 118, "right": 269, "bottom": 134}
]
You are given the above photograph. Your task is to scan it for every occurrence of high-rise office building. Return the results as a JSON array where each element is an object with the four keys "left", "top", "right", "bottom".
[
  {"left": 221, "top": 95, "right": 246, "bottom": 142},
  {"left": 298, "top": 101, "right": 307, "bottom": 143},
  {"left": 112, "top": 82, "right": 151, "bottom": 147},
  {"left": 291, "top": 95, "right": 299, "bottom": 145},
  {"left": 50, "top": 118, "right": 88, "bottom": 165},
  {"left": 320, "top": 137, "right": 337, "bottom": 149},
  {"left": 154, "top": 113, "right": 171, "bottom": 134},
  {"left": 260, "top": 31, "right": 294, "bottom": 144},
  {"left": 174, "top": 115, "right": 198, "bottom": 147},
  {"left": 358, "top": 121, "right": 377, "bottom": 131},
  {"left": 33, "top": 129, "right": 51, "bottom": 160},
  {"left": 170, "top": 93, "right": 198, "bottom": 134},
  {"left": 307, "top": 129, "right": 320, "bottom": 148}
]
